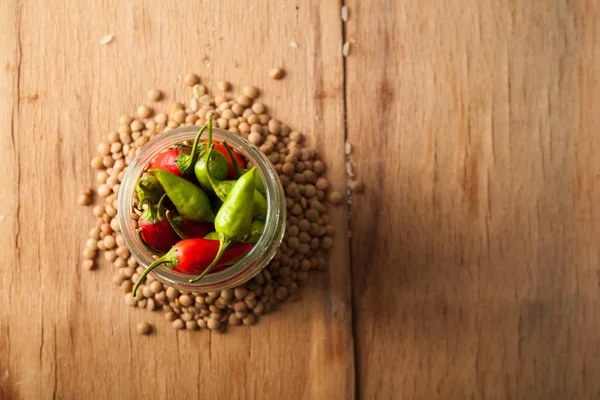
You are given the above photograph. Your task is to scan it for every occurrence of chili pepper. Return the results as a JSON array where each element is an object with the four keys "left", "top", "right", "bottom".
[
  {"left": 149, "top": 168, "right": 215, "bottom": 222},
  {"left": 135, "top": 174, "right": 165, "bottom": 205},
  {"left": 213, "top": 142, "right": 247, "bottom": 179},
  {"left": 245, "top": 219, "right": 265, "bottom": 244},
  {"left": 194, "top": 114, "right": 229, "bottom": 192},
  {"left": 205, "top": 145, "right": 267, "bottom": 220},
  {"left": 136, "top": 194, "right": 178, "bottom": 252},
  {"left": 137, "top": 228, "right": 164, "bottom": 256},
  {"left": 179, "top": 218, "right": 213, "bottom": 238},
  {"left": 204, "top": 231, "right": 219, "bottom": 240},
  {"left": 189, "top": 167, "right": 257, "bottom": 283},
  {"left": 148, "top": 149, "right": 185, "bottom": 176},
  {"left": 132, "top": 239, "right": 253, "bottom": 296},
  {"left": 251, "top": 190, "right": 267, "bottom": 220},
  {"left": 165, "top": 210, "right": 213, "bottom": 240},
  {"left": 222, "top": 141, "right": 265, "bottom": 195},
  {"left": 148, "top": 126, "right": 206, "bottom": 176}
]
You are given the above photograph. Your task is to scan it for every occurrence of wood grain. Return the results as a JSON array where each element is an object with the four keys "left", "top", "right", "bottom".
[
  {"left": 346, "top": 0, "right": 600, "bottom": 398},
  {"left": 0, "top": 1, "right": 353, "bottom": 399}
]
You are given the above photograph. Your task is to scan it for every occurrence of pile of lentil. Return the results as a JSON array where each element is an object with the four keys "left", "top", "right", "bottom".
[{"left": 82, "top": 73, "right": 351, "bottom": 333}]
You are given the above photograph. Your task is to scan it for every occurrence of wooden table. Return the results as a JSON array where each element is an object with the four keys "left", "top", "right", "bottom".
[{"left": 1, "top": 1, "right": 599, "bottom": 399}]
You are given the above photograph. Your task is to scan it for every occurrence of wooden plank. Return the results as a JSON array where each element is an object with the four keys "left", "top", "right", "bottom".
[
  {"left": 1, "top": 0, "right": 353, "bottom": 398},
  {"left": 0, "top": 1, "right": 21, "bottom": 399},
  {"left": 345, "top": 0, "right": 600, "bottom": 398}
]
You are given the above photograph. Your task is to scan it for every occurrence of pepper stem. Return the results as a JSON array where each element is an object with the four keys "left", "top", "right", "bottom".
[
  {"left": 222, "top": 140, "right": 244, "bottom": 178},
  {"left": 205, "top": 144, "right": 228, "bottom": 201},
  {"left": 188, "top": 235, "right": 232, "bottom": 283},
  {"left": 206, "top": 113, "right": 213, "bottom": 145},
  {"left": 138, "top": 197, "right": 157, "bottom": 221},
  {"left": 166, "top": 210, "right": 189, "bottom": 240},
  {"left": 175, "top": 125, "right": 207, "bottom": 174},
  {"left": 136, "top": 228, "right": 164, "bottom": 256},
  {"left": 156, "top": 193, "right": 168, "bottom": 220},
  {"left": 136, "top": 180, "right": 153, "bottom": 203},
  {"left": 132, "top": 248, "right": 176, "bottom": 297},
  {"left": 187, "top": 125, "right": 207, "bottom": 166}
]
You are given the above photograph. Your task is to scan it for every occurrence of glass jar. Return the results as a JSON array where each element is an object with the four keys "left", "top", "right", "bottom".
[{"left": 117, "top": 126, "right": 286, "bottom": 293}]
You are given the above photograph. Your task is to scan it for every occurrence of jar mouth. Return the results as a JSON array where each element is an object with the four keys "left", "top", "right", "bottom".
[{"left": 117, "top": 126, "right": 286, "bottom": 292}]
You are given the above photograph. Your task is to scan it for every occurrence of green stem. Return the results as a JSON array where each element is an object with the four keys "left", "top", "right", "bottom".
[
  {"left": 156, "top": 193, "right": 168, "bottom": 220},
  {"left": 205, "top": 144, "right": 228, "bottom": 201},
  {"left": 187, "top": 125, "right": 207, "bottom": 165},
  {"left": 175, "top": 125, "right": 207, "bottom": 174},
  {"left": 166, "top": 210, "right": 189, "bottom": 240},
  {"left": 137, "top": 180, "right": 152, "bottom": 201},
  {"left": 188, "top": 235, "right": 231, "bottom": 283},
  {"left": 222, "top": 140, "right": 244, "bottom": 178},
  {"left": 136, "top": 228, "right": 164, "bottom": 256},
  {"left": 138, "top": 197, "right": 157, "bottom": 220},
  {"left": 206, "top": 113, "right": 213, "bottom": 145},
  {"left": 132, "top": 251, "right": 172, "bottom": 297}
]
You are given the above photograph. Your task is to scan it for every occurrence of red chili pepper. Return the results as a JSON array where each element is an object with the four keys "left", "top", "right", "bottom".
[
  {"left": 179, "top": 219, "right": 214, "bottom": 238},
  {"left": 147, "top": 126, "right": 207, "bottom": 176},
  {"left": 138, "top": 218, "right": 178, "bottom": 253},
  {"left": 136, "top": 196, "right": 178, "bottom": 252},
  {"left": 213, "top": 143, "right": 247, "bottom": 179},
  {"left": 165, "top": 209, "right": 214, "bottom": 240},
  {"left": 148, "top": 148, "right": 188, "bottom": 176},
  {"left": 132, "top": 239, "right": 253, "bottom": 296}
]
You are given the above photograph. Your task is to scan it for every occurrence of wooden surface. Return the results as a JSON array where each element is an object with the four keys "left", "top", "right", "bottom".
[{"left": 1, "top": 0, "right": 599, "bottom": 399}]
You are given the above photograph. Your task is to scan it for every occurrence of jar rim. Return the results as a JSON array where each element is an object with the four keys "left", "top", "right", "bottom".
[{"left": 117, "top": 126, "right": 286, "bottom": 292}]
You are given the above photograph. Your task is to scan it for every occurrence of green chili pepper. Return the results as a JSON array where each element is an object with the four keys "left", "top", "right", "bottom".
[
  {"left": 149, "top": 168, "right": 215, "bottom": 222},
  {"left": 253, "top": 191, "right": 267, "bottom": 220},
  {"left": 204, "top": 145, "right": 267, "bottom": 221},
  {"left": 222, "top": 141, "right": 266, "bottom": 195},
  {"left": 188, "top": 167, "right": 257, "bottom": 283},
  {"left": 204, "top": 231, "right": 219, "bottom": 240},
  {"left": 194, "top": 114, "right": 229, "bottom": 192},
  {"left": 135, "top": 174, "right": 165, "bottom": 206},
  {"left": 245, "top": 219, "right": 265, "bottom": 244}
]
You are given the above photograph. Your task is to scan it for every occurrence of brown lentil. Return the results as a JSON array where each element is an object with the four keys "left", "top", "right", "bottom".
[
  {"left": 218, "top": 80, "right": 231, "bottom": 91},
  {"left": 184, "top": 73, "right": 199, "bottom": 87},
  {"left": 329, "top": 191, "right": 344, "bottom": 205},
  {"left": 269, "top": 67, "right": 285, "bottom": 80},
  {"left": 351, "top": 180, "right": 364, "bottom": 193},
  {"left": 172, "top": 319, "right": 185, "bottom": 330},
  {"left": 78, "top": 192, "right": 92, "bottom": 206},
  {"left": 148, "top": 89, "right": 162, "bottom": 101},
  {"left": 137, "top": 322, "right": 153, "bottom": 335}
]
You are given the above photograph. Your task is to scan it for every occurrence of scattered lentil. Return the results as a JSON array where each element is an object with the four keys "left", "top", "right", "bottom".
[
  {"left": 82, "top": 260, "right": 95, "bottom": 270},
  {"left": 184, "top": 73, "right": 199, "bottom": 87},
  {"left": 148, "top": 89, "right": 162, "bottom": 101},
  {"left": 351, "top": 180, "right": 364, "bottom": 193},
  {"left": 172, "top": 319, "right": 185, "bottom": 330},
  {"left": 78, "top": 191, "right": 92, "bottom": 206},
  {"left": 329, "top": 191, "right": 344, "bottom": 205},
  {"left": 243, "top": 86, "right": 259, "bottom": 99},
  {"left": 192, "top": 84, "right": 207, "bottom": 98},
  {"left": 137, "top": 105, "right": 151, "bottom": 119},
  {"left": 218, "top": 80, "right": 231, "bottom": 91},
  {"left": 269, "top": 67, "right": 285, "bottom": 80},
  {"left": 136, "top": 322, "right": 153, "bottom": 335}
]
